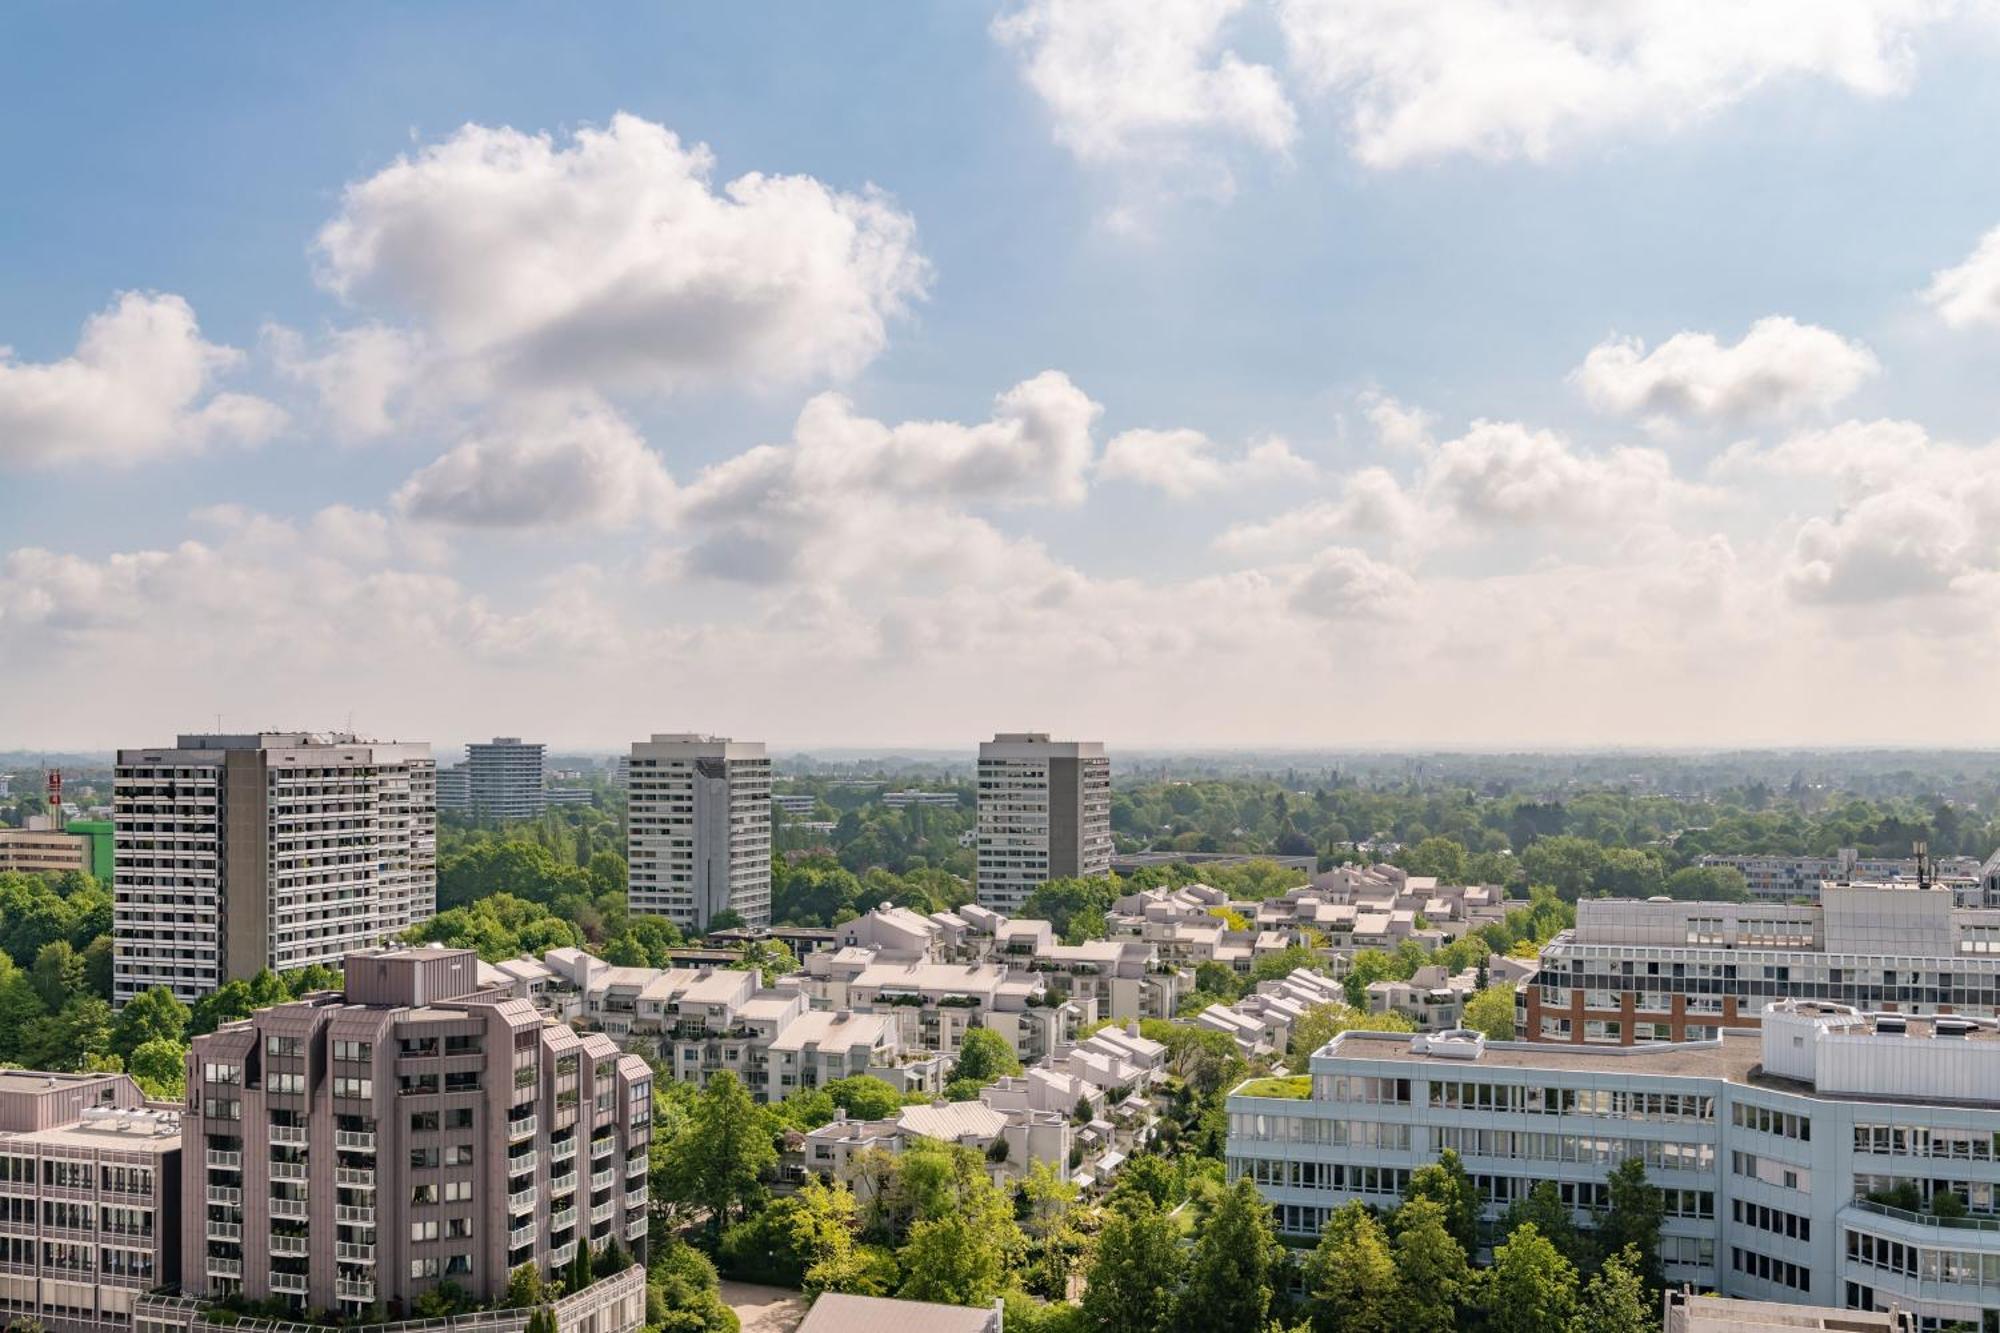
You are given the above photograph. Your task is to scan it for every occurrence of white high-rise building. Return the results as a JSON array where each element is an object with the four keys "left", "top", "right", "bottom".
[
  {"left": 465, "top": 736, "right": 547, "bottom": 819},
  {"left": 112, "top": 732, "right": 436, "bottom": 1005},
  {"left": 626, "top": 734, "right": 771, "bottom": 932},
  {"left": 976, "top": 733, "right": 1112, "bottom": 913}
]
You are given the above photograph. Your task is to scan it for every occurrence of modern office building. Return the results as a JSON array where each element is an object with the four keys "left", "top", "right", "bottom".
[
  {"left": 626, "top": 735, "right": 771, "bottom": 932},
  {"left": 1229, "top": 1000, "right": 2000, "bottom": 1331},
  {"left": 112, "top": 733, "right": 437, "bottom": 1006},
  {"left": 1520, "top": 881, "right": 2000, "bottom": 1046},
  {"left": 0, "top": 1071, "right": 182, "bottom": 1333},
  {"left": 182, "top": 947, "right": 652, "bottom": 1319},
  {"left": 974, "top": 733, "right": 1111, "bottom": 913},
  {"left": 464, "top": 739, "right": 547, "bottom": 820}
]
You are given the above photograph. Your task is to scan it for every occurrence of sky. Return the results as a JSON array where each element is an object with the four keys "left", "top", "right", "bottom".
[{"left": 7, "top": 2, "right": 2000, "bottom": 752}]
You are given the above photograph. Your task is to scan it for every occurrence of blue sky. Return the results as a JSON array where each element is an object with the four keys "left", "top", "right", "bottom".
[{"left": 6, "top": 1, "right": 2000, "bottom": 750}]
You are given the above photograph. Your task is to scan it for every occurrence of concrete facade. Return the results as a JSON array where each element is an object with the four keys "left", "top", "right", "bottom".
[
  {"left": 626, "top": 735, "right": 771, "bottom": 932},
  {"left": 182, "top": 948, "right": 651, "bottom": 1319},
  {"left": 113, "top": 734, "right": 437, "bottom": 1005}
]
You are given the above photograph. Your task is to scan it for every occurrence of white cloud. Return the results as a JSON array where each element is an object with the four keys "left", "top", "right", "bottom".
[
  {"left": 314, "top": 112, "right": 928, "bottom": 404},
  {"left": 0, "top": 292, "right": 285, "bottom": 467},
  {"left": 1574, "top": 317, "right": 1878, "bottom": 423},
  {"left": 1099, "top": 427, "right": 1312, "bottom": 497},
  {"left": 1278, "top": 0, "right": 1955, "bottom": 168},
  {"left": 1925, "top": 224, "right": 2000, "bottom": 329},
  {"left": 670, "top": 373, "right": 1099, "bottom": 586},
  {"left": 993, "top": 0, "right": 1296, "bottom": 170},
  {"left": 394, "top": 399, "right": 674, "bottom": 529},
  {"left": 1289, "top": 545, "right": 1417, "bottom": 621}
]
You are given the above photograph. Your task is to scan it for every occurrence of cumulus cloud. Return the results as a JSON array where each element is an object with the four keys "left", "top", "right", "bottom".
[
  {"left": 394, "top": 400, "right": 674, "bottom": 529},
  {"left": 1925, "top": 224, "right": 2000, "bottom": 329},
  {"left": 1277, "top": 0, "right": 1955, "bottom": 168},
  {"left": 1289, "top": 546, "right": 1417, "bottom": 621},
  {"left": 670, "top": 372, "right": 1099, "bottom": 586},
  {"left": 1098, "top": 428, "right": 1312, "bottom": 497},
  {"left": 314, "top": 113, "right": 928, "bottom": 407},
  {"left": 993, "top": 0, "right": 1296, "bottom": 169},
  {"left": 1573, "top": 317, "right": 1878, "bottom": 423},
  {"left": 0, "top": 292, "right": 285, "bottom": 467}
]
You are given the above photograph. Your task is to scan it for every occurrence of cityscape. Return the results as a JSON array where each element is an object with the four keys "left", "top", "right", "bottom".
[{"left": 11, "top": 3, "right": 2000, "bottom": 1333}]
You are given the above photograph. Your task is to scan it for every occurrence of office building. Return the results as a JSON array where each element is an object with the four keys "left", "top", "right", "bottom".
[
  {"left": 183, "top": 948, "right": 651, "bottom": 1319},
  {"left": 1229, "top": 1000, "right": 2000, "bottom": 1331},
  {"left": 626, "top": 735, "right": 771, "bottom": 932},
  {"left": 464, "top": 739, "right": 546, "bottom": 820},
  {"left": 112, "top": 733, "right": 437, "bottom": 1006},
  {"left": 975, "top": 733, "right": 1111, "bottom": 913},
  {"left": 1520, "top": 881, "right": 2000, "bottom": 1046},
  {"left": 0, "top": 1071, "right": 182, "bottom": 1333}
]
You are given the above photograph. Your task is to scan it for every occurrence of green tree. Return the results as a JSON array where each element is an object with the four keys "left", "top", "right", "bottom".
[
  {"left": 1387, "top": 1198, "right": 1472, "bottom": 1333},
  {"left": 1403, "top": 1149, "right": 1480, "bottom": 1255},
  {"left": 1081, "top": 1197, "right": 1182, "bottom": 1333},
  {"left": 1175, "top": 1176, "right": 1280, "bottom": 1332},
  {"left": 1578, "top": 1246, "right": 1653, "bottom": 1333},
  {"left": 1482, "top": 1223, "right": 1579, "bottom": 1333},
  {"left": 1600, "top": 1158, "right": 1664, "bottom": 1292},
  {"left": 951, "top": 1027, "right": 1023, "bottom": 1086},
  {"left": 1302, "top": 1200, "right": 1397, "bottom": 1333},
  {"left": 1460, "top": 984, "right": 1516, "bottom": 1041},
  {"left": 111, "top": 986, "right": 190, "bottom": 1061},
  {"left": 662, "top": 1072, "right": 776, "bottom": 1233}
]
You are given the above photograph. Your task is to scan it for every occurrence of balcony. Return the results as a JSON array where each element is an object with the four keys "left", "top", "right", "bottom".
[
  {"left": 206, "top": 1150, "right": 243, "bottom": 1169},
  {"left": 207, "top": 1221, "right": 242, "bottom": 1241},
  {"left": 335, "top": 1204, "right": 375, "bottom": 1225},
  {"left": 590, "top": 1169, "right": 614, "bottom": 1192},
  {"left": 335, "top": 1167, "right": 375, "bottom": 1189},
  {"left": 550, "top": 1137, "right": 578, "bottom": 1163},
  {"left": 271, "top": 1235, "right": 308, "bottom": 1256},
  {"left": 337, "top": 1279, "right": 376, "bottom": 1302},
  {"left": 333, "top": 1130, "right": 375, "bottom": 1152},
  {"left": 270, "top": 1126, "right": 308, "bottom": 1147},
  {"left": 508, "top": 1114, "right": 537, "bottom": 1142},
  {"left": 549, "top": 1206, "right": 577, "bottom": 1232},
  {"left": 549, "top": 1171, "right": 578, "bottom": 1197},
  {"left": 206, "top": 1257, "right": 243, "bottom": 1278},
  {"left": 270, "top": 1161, "right": 308, "bottom": 1181},
  {"left": 270, "top": 1198, "right": 309, "bottom": 1221},
  {"left": 270, "top": 1272, "right": 309, "bottom": 1295},
  {"left": 507, "top": 1150, "right": 537, "bottom": 1176},
  {"left": 206, "top": 1186, "right": 242, "bottom": 1206},
  {"left": 335, "top": 1242, "right": 375, "bottom": 1265}
]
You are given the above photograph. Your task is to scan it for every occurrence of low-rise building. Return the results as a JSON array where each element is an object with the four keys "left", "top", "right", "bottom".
[
  {"left": 0, "top": 1073, "right": 181, "bottom": 1333},
  {"left": 1229, "top": 1000, "right": 2000, "bottom": 1330}
]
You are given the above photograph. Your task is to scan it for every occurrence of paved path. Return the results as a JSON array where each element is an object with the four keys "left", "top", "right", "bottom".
[{"left": 721, "top": 1281, "right": 809, "bottom": 1333}]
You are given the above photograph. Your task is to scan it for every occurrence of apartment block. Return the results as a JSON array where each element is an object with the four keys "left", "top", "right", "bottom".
[
  {"left": 974, "top": 734, "right": 1111, "bottom": 913},
  {"left": 113, "top": 733, "right": 437, "bottom": 1006},
  {"left": 1520, "top": 881, "right": 2000, "bottom": 1046},
  {"left": 626, "top": 735, "right": 771, "bottom": 932},
  {"left": 0, "top": 1072, "right": 181, "bottom": 1333},
  {"left": 464, "top": 739, "right": 546, "bottom": 821},
  {"left": 183, "top": 948, "right": 651, "bottom": 1319},
  {"left": 1229, "top": 1000, "right": 2000, "bottom": 1331}
]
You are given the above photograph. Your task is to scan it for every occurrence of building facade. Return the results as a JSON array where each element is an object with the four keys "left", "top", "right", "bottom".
[
  {"left": 113, "top": 734, "right": 437, "bottom": 1006},
  {"left": 974, "top": 734, "right": 1111, "bottom": 913},
  {"left": 1230, "top": 1002, "right": 2000, "bottom": 1332},
  {"left": 0, "top": 1072, "right": 181, "bottom": 1333},
  {"left": 464, "top": 739, "right": 547, "bottom": 821},
  {"left": 627, "top": 735, "right": 772, "bottom": 932},
  {"left": 183, "top": 948, "right": 651, "bottom": 1320},
  {"left": 1520, "top": 883, "right": 2000, "bottom": 1046}
]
